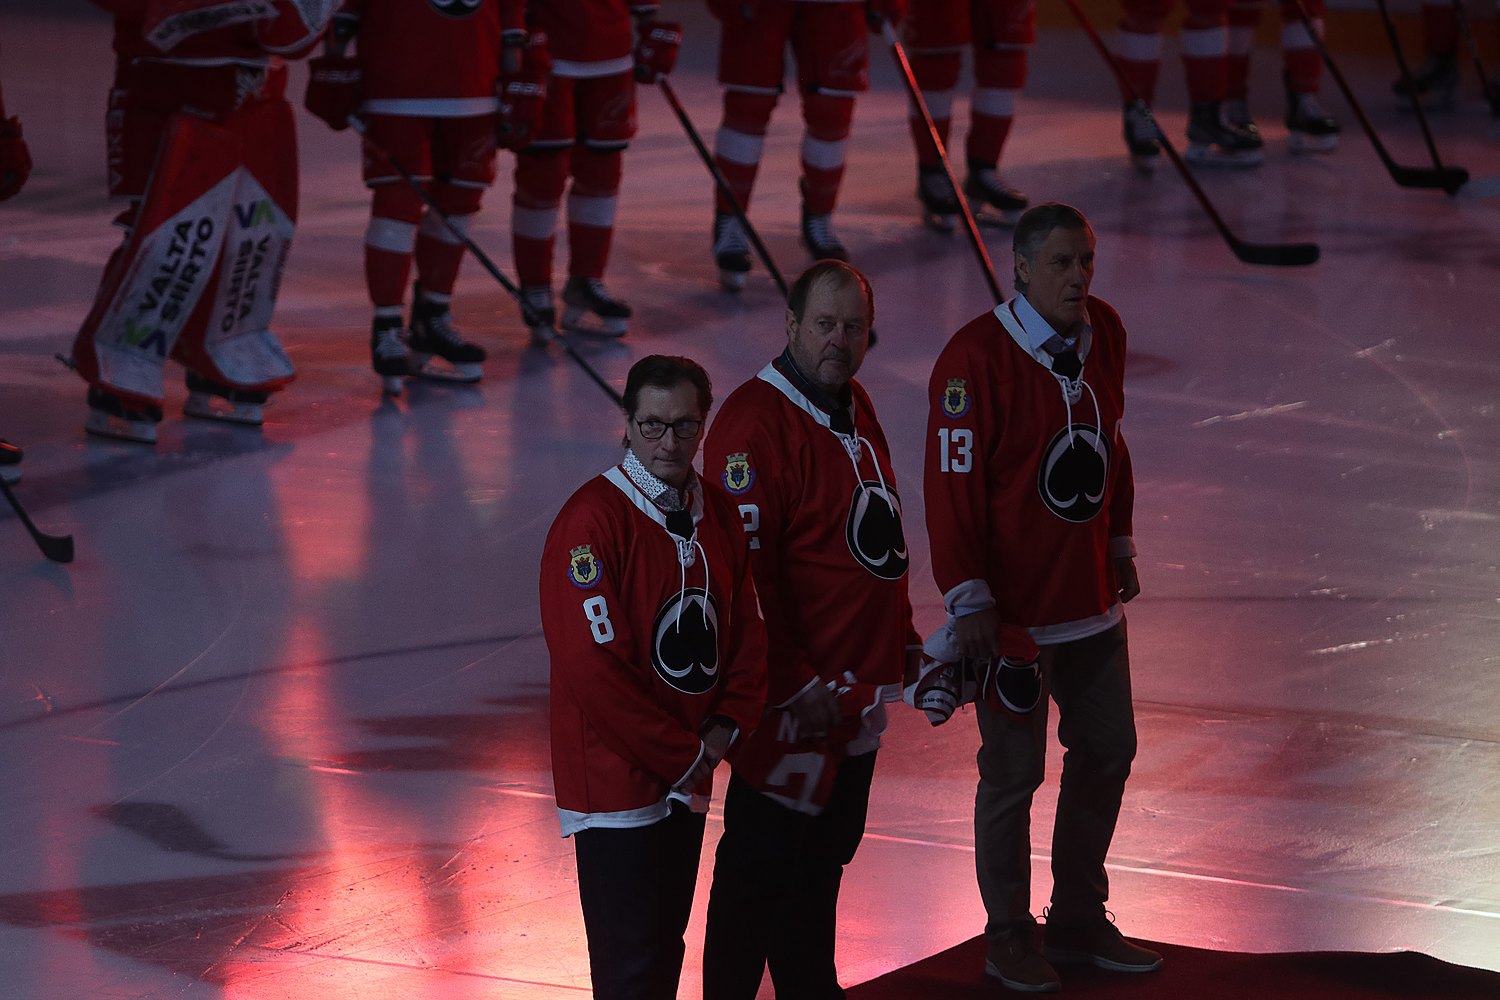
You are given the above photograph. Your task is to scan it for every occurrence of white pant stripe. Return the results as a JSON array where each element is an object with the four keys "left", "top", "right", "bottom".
[
  {"left": 1282, "top": 19, "right": 1320, "bottom": 50},
  {"left": 801, "top": 135, "right": 846, "bottom": 171},
  {"left": 972, "top": 87, "right": 1017, "bottom": 118},
  {"left": 911, "top": 89, "right": 955, "bottom": 120},
  {"left": 568, "top": 193, "right": 618, "bottom": 229},
  {"left": 366, "top": 217, "right": 417, "bottom": 254},
  {"left": 419, "top": 211, "right": 472, "bottom": 245},
  {"left": 1115, "top": 31, "right": 1163, "bottom": 62},
  {"left": 715, "top": 128, "right": 766, "bottom": 167},
  {"left": 1181, "top": 27, "right": 1228, "bottom": 58},
  {"left": 512, "top": 204, "right": 558, "bottom": 241}
]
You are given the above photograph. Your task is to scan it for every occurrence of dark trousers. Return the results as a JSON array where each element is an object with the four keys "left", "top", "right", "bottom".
[
  {"left": 702, "top": 750, "right": 878, "bottom": 1000},
  {"left": 574, "top": 802, "right": 707, "bottom": 1000},
  {"left": 974, "top": 622, "right": 1137, "bottom": 938}
]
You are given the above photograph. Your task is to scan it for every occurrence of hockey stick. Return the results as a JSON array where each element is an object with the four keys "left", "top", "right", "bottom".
[
  {"left": 879, "top": 20, "right": 1005, "bottom": 303},
  {"left": 1286, "top": 0, "right": 1468, "bottom": 193},
  {"left": 0, "top": 477, "right": 75, "bottom": 564},
  {"left": 1060, "top": 0, "right": 1319, "bottom": 267},
  {"left": 656, "top": 77, "right": 790, "bottom": 299},
  {"left": 1373, "top": 0, "right": 1469, "bottom": 194},
  {"left": 350, "top": 118, "right": 625, "bottom": 408},
  {"left": 1451, "top": 0, "right": 1500, "bottom": 115}
]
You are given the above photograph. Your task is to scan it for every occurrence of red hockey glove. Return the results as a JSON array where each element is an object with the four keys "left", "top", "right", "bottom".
[
  {"left": 634, "top": 21, "right": 682, "bottom": 84},
  {"left": 304, "top": 54, "right": 361, "bottom": 131},
  {"left": 0, "top": 117, "right": 31, "bottom": 201},
  {"left": 865, "top": 0, "right": 907, "bottom": 30},
  {"left": 497, "top": 31, "right": 550, "bottom": 151}
]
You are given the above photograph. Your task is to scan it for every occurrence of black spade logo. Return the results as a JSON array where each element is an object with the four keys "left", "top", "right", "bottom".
[
  {"left": 1038, "top": 425, "right": 1110, "bottom": 523},
  {"left": 994, "top": 655, "right": 1042, "bottom": 715},
  {"left": 846, "top": 481, "right": 909, "bottom": 581},
  {"left": 651, "top": 588, "right": 720, "bottom": 695}
]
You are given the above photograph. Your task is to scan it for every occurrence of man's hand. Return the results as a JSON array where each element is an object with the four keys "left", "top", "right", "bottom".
[
  {"left": 953, "top": 607, "right": 1003, "bottom": 659},
  {"left": 785, "top": 679, "right": 841, "bottom": 741},
  {"left": 1116, "top": 557, "right": 1140, "bottom": 603},
  {"left": 701, "top": 716, "right": 736, "bottom": 765},
  {"left": 633, "top": 21, "right": 682, "bottom": 84},
  {"left": 304, "top": 54, "right": 361, "bottom": 131}
]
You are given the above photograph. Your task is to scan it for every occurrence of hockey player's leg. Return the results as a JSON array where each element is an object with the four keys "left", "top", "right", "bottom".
[
  {"left": 561, "top": 74, "right": 636, "bottom": 338},
  {"left": 1280, "top": 0, "right": 1340, "bottom": 151},
  {"left": 794, "top": 4, "right": 867, "bottom": 262},
  {"left": 362, "top": 181, "right": 423, "bottom": 394},
  {"left": 902, "top": 0, "right": 966, "bottom": 230},
  {"left": 177, "top": 92, "right": 301, "bottom": 421},
  {"left": 714, "top": 2, "right": 789, "bottom": 290},
  {"left": 73, "top": 111, "right": 241, "bottom": 444},
  {"left": 1182, "top": 0, "right": 1265, "bottom": 166},
  {"left": 1225, "top": 0, "right": 1263, "bottom": 125},
  {"left": 967, "top": 0, "right": 1034, "bottom": 228},
  {"left": 1395, "top": 0, "right": 1460, "bottom": 108},
  {"left": 513, "top": 145, "right": 567, "bottom": 346},
  {"left": 1116, "top": 0, "right": 1171, "bottom": 169},
  {"left": 405, "top": 115, "right": 495, "bottom": 380}
]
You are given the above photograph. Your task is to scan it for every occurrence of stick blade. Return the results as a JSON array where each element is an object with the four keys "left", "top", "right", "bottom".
[
  {"left": 1391, "top": 164, "right": 1470, "bottom": 193},
  {"left": 1230, "top": 239, "right": 1321, "bottom": 267},
  {"left": 40, "top": 533, "right": 74, "bottom": 564}
]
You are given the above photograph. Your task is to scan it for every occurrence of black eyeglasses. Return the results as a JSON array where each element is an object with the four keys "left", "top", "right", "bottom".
[{"left": 635, "top": 418, "right": 703, "bottom": 440}]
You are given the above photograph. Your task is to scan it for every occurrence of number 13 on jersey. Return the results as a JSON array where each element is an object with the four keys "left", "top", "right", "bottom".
[{"left": 937, "top": 427, "right": 973, "bottom": 473}]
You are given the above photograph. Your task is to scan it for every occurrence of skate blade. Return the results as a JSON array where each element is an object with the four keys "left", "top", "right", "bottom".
[
  {"left": 410, "top": 353, "right": 483, "bottom": 383},
  {"left": 1185, "top": 144, "right": 1266, "bottom": 168},
  {"left": 1288, "top": 132, "right": 1339, "bottom": 154},
  {"left": 0, "top": 466, "right": 19, "bottom": 486},
  {"left": 528, "top": 323, "right": 557, "bottom": 347},
  {"left": 183, "top": 393, "right": 264, "bottom": 426},
  {"left": 1129, "top": 153, "right": 1159, "bottom": 175},
  {"left": 718, "top": 268, "right": 749, "bottom": 292},
  {"left": 381, "top": 375, "right": 405, "bottom": 397},
  {"left": 85, "top": 410, "right": 158, "bottom": 445},
  {"left": 968, "top": 202, "right": 1022, "bottom": 229},
  {"left": 561, "top": 308, "right": 628, "bottom": 338}
]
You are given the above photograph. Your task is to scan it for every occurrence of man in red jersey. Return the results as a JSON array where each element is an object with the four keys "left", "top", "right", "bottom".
[
  {"left": 924, "top": 203, "right": 1160, "bottom": 992},
  {"left": 1, "top": 51, "right": 30, "bottom": 482},
  {"left": 702, "top": 261, "right": 920, "bottom": 999},
  {"left": 71, "top": 0, "right": 333, "bottom": 443},
  {"left": 542, "top": 354, "right": 766, "bottom": 1000}
]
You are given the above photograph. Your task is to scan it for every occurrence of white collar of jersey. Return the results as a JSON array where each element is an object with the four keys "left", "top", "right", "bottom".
[
  {"left": 757, "top": 362, "right": 859, "bottom": 436},
  {"left": 621, "top": 449, "right": 688, "bottom": 511},
  {"left": 1000, "top": 294, "right": 1093, "bottom": 368},
  {"left": 604, "top": 464, "right": 704, "bottom": 533}
]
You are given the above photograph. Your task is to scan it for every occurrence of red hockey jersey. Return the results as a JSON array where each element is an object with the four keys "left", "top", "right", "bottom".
[
  {"left": 97, "top": 0, "right": 327, "bottom": 65},
  {"left": 340, "top": 0, "right": 523, "bottom": 114},
  {"left": 924, "top": 295, "right": 1135, "bottom": 645},
  {"left": 704, "top": 358, "right": 919, "bottom": 814},
  {"left": 533, "top": 0, "right": 639, "bottom": 77},
  {"left": 542, "top": 464, "right": 767, "bottom": 836}
]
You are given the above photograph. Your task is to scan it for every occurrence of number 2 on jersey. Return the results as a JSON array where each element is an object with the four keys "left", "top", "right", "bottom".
[{"left": 938, "top": 427, "right": 973, "bottom": 473}]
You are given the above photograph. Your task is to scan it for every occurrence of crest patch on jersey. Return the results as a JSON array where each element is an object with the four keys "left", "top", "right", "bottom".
[
  {"left": 846, "top": 481, "right": 910, "bottom": 581},
  {"left": 941, "top": 378, "right": 971, "bottom": 418},
  {"left": 1037, "top": 425, "right": 1110, "bottom": 523},
  {"left": 567, "top": 544, "right": 601, "bottom": 589},
  {"left": 652, "top": 588, "right": 721, "bottom": 695},
  {"left": 428, "top": 0, "right": 482, "bottom": 17},
  {"left": 722, "top": 452, "right": 755, "bottom": 494}
]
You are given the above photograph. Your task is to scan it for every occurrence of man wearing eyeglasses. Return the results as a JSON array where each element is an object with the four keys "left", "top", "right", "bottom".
[
  {"left": 541, "top": 354, "right": 767, "bottom": 1000},
  {"left": 701, "top": 261, "right": 920, "bottom": 999}
]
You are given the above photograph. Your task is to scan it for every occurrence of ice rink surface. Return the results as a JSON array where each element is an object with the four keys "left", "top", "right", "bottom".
[{"left": 1, "top": 6, "right": 1497, "bottom": 997}]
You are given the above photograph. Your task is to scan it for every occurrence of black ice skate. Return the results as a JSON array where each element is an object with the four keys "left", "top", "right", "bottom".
[
  {"left": 561, "top": 277, "right": 631, "bottom": 338},
  {"left": 371, "top": 313, "right": 412, "bottom": 396},
  {"left": 85, "top": 386, "right": 162, "bottom": 445},
  {"left": 1285, "top": 74, "right": 1340, "bottom": 153},
  {"left": 408, "top": 288, "right": 486, "bottom": 384},
  {"left": 1393, "top": 53, "right": 1458, "bottom": 111},
  {"left": 963, "top": 160, "right": 1028, "bottom": 227},
  {"left": 1185, "top": 100, "right": 1265, "bottom": 168},
  {"left": 1123, "top": 101, "right": 1163, "bottom": 173},
  {"left": 713, "top": 212, "right": 753, "bottom": 291},
  {"left": 521, "top": 286, "right": 557, "bottom": 346},
  {"left": 184, "top": 371, "right": 269, "bottom": 426},
  {"left": 800, "top": 206, "right": 848, "bottom": 262},
  {"left": 917, "top": 166, "right": 960, "bottom": 232},
  {"left": 0, "top": 438, "right": 21, "bottom": 485}
]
